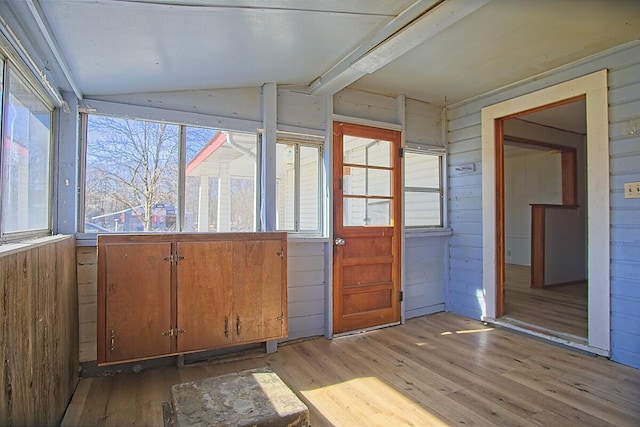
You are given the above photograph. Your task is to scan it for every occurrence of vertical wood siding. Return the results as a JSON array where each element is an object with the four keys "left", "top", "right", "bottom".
[
  {"left": 0, "top": 236, "right": 78, "bottom": 426},
  {"left": 77, "top": 246, "right": 98, "bottom": 362},
  {"left": 446, "top": 41, "right": 640, "bottom": 369}
]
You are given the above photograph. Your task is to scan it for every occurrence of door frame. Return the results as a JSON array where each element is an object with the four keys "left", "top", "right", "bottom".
[{"left": 481, "top": 70, "right": 610, "bottom": 355}]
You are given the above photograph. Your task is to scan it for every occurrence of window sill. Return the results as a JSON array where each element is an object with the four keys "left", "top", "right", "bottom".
[
  {"left": 286, "top": 235, "right": 331, "bottom": 243},
  {"left": 0, "top": 234, "right": 74, "bottom": 256},
  {"left": 76, "top": 232, "right": 334, "bottom": 247},
  {"left": 405, "top": 227, "right": 452, "bottom": 238}
]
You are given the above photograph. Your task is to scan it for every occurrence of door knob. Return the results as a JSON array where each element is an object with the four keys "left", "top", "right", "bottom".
[{"left": 334, "top": 237, "right": 345, "bottom": 246}]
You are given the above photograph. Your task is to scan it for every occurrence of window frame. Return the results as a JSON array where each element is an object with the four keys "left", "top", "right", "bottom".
[
  {"left": 275, "top": 134, "right": 324, "bottom": 235},
  {"left": 79, "top": 112, "right": 262, "bottom": 235},
  {"left": 403, "top": 146, "right": 445, "bottom": 229},
  {"left": 0, "top": 59, "right": 55, "bottom": 243}
]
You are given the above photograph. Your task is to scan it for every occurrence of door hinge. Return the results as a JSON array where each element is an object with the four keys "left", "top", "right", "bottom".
[
  {"left": 399, "top": 147, "right": 404, "bottom": 158},
  {"left": 163, "top": 253, "right": 185, "bottom": 265},
  {"left": 399, "top": 291, "right": 404, "bottom": 302},
  {"left": 162, "top": 328, "right": 186, "bottom": 337}
]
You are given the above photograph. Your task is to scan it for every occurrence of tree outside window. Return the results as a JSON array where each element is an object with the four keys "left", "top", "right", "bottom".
[{"left": 83, "top": 115, "right": 258, "bottom": 233}]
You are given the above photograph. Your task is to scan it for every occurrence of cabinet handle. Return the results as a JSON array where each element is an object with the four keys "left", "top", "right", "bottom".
[
  {"left": 236, "top": 315, "right": 241, "bottom": 336},
  {"left": 110, "top": 330, "right": 115, "bottom": 352},
  {"left": 224, "top": 317, "right": 229, "bottom": 338}
]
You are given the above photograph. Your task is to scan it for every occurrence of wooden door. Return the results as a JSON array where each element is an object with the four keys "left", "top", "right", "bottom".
[
  {"left": 100, "top": 242, "right": 172, "bottom": 363},
  {"left": 333, "top": 122, "right": 402, "bottom": 334},
  {"left": 233, "top": 238, "right": 286, "bottom": 343},
  {"left": 176, "top": 241, "right": 234, "bottom": 353}
]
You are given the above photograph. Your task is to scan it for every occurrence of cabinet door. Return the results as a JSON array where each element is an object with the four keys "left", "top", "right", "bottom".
[
  {"left": 176, "top": 241, "right": 233, "bottom": 353},
  {"left": 103, "top": 242, "right": 172, "bottom": 363},
  {"left": 233, "top": 239, "right": 286, "bottom": 343}
]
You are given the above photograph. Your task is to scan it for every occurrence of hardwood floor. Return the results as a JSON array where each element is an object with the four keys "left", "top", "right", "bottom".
[
  {"left": 61, "top": 313, "right": 640, "bottom": 427},
  {"left": 504, "top": 264, "right": 587, "bottom": 340}
]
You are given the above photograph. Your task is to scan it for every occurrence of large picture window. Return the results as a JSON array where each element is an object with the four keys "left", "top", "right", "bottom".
[
  {"left": 0, "top": 62, "right": 53, "bottom": 239},
  {"left": 404, "top": 149, "right": 444, "bottom": 227},
  {"left": 83, "top": 114, "right": 258, "bottom": 233}
]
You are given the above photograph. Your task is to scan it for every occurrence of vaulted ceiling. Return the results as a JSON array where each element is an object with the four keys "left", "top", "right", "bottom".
[{"left": 3, "top": 0, "right": 640, "bottom": 106}]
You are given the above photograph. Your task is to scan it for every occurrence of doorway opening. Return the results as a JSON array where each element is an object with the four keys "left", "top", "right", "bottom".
[
  {"left": 500, "top": 100, "right": 588, "bottom": 342},
  {"left": 480, "top": 70, "right": 610, "bottom": 356}
]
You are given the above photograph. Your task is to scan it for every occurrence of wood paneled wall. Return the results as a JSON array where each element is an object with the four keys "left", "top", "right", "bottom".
[
  {"left": 77, "top": 246, "right": 98, "bottom": 362},
  {"left": 0, "top": 236, "right": 78, "bottom": 426}
]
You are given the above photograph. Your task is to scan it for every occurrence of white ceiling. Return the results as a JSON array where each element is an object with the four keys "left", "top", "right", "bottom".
[
  {"left": 519, "top": 99, "right": 587, "bottom": 135},
  {"left": 5, "top": 0, "right": 640, "bottom": 110}
]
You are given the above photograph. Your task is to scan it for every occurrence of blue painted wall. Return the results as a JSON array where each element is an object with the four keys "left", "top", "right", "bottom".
[{"left": 446, "top": 41, "right": 640, "bottom": 369}]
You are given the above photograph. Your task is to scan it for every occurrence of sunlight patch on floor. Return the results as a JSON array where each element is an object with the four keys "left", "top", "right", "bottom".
[
  {"left": 300, "top": 376, "right": 448, "bottom": 426},
  {"left": 440, "top": 327, "right": 494, "bottom": 336}
]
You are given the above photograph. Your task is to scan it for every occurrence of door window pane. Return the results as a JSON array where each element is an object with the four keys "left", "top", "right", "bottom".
[
  {"left": 343, "top": 136, "right": 390, "bottom": 167},
  {"left": 1, "top": 68, "right": 51, "bottom": 233},
  {"left": 343, "top": 166, "right": 391, "bottom": 197},
  {"left": 343, "top": 197, "right": 391, "bottom": 226}
]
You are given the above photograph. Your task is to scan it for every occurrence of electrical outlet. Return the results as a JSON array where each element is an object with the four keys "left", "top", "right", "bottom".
[{"left": 624, "top": 182, "right": 640, "bottom": 199}]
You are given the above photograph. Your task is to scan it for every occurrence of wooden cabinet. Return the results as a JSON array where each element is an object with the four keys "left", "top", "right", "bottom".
[{"left": 97, "top": 233, "right": 287, "bottom": 365}]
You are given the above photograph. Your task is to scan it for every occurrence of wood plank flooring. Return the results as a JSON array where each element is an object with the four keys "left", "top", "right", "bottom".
[
  {"left": 61, "top": 313, "right": 640, "bottom": 427},
  {"left": 504, "top": 264, "right": 587, "bottom": 339}
]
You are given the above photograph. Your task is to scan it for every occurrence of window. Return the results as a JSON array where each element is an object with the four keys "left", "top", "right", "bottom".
[
  {"left": 184, "top": 128, "right": 257, "bottom": 232},
  {"left": 0, "top": 62, "right": 53, "bottom": 240},
  {"left": 275, "top": 138, "right": 322, "bottom": 233},
  {"left": 404, "top": 149, "right": 443, "bottom": 227},
  {"left": 83, "top": 114, "right": 258, "bottom": 233}
]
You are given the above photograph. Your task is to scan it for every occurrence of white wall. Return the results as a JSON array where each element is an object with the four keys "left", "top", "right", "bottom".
[
  {"left": 504, "top": 147, "right": 562, "bottom": 265},
  {"left": 503, "top": 119, "right": 587, "bottom": 275},
  {"left": 545, "top": 208, "right": 586, "bottom": 284}
]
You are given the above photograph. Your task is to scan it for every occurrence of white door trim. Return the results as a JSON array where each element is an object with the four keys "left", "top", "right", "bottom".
[{"left": 481, "top": 69, "right": 610, "bottom": 354}]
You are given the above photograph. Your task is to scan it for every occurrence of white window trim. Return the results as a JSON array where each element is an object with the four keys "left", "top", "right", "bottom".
[
  {"left": 403, "top": 145, "right": 446, "bottom": 230},
  {"left": 275, "top": 134, "right": 324, "bottom": 235},
  {"left": 0, "top": 60, "right": 55, "bottom": 243}
]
